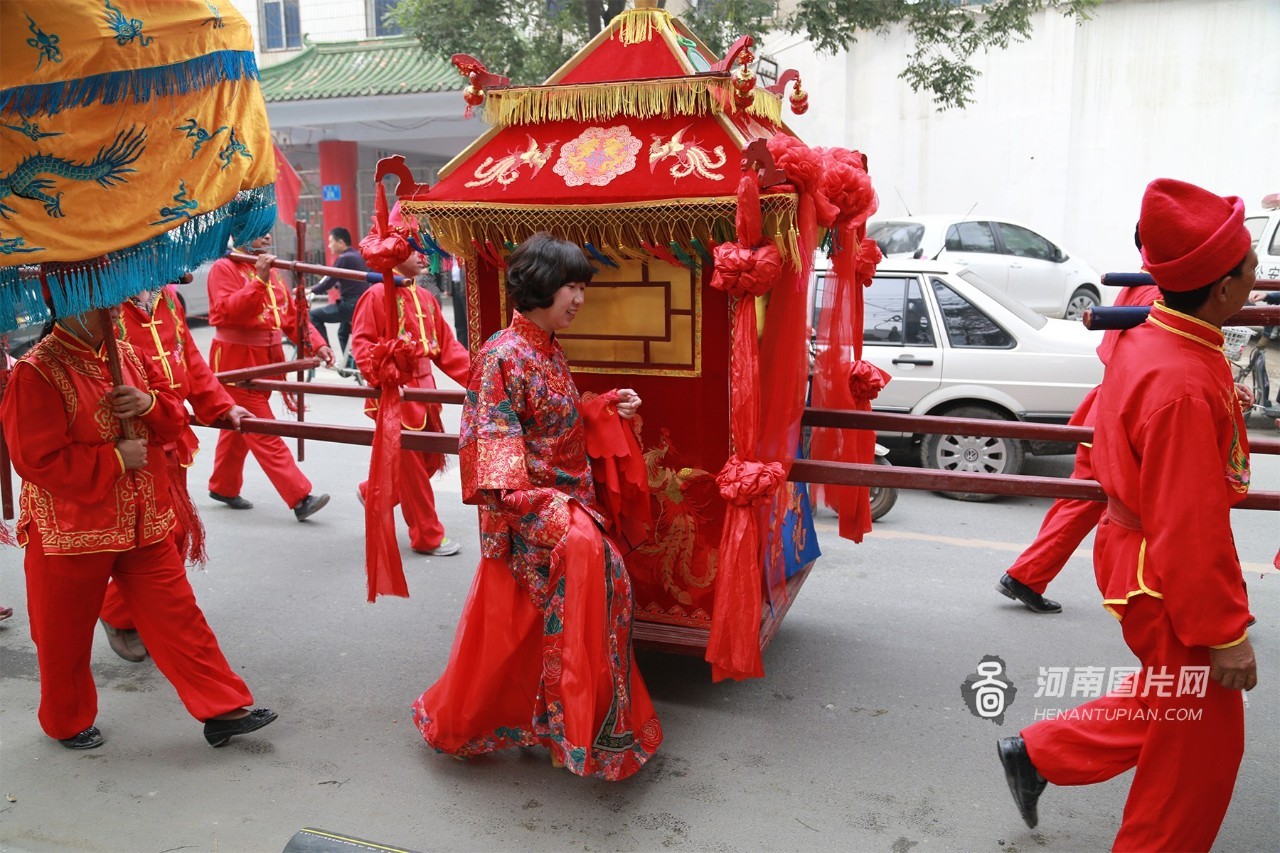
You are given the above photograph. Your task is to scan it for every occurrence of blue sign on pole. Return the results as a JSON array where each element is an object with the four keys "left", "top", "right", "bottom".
[{"left": 322, "top": 184, "right": 342, "bottom": 202}]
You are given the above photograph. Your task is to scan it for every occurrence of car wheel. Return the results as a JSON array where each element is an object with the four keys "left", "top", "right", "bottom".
[
  {"left": 1064, "top": 286, "right": 1099, "bottom": 321},
  {"left": 919, "top": 404, "right": 1025, "bottom": 502},
  {"left": 868, "top": 455, "right": 898, "bottom": 521}
]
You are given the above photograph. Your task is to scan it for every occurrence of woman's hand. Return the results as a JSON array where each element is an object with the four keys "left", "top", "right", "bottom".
[{"left": 615, "top": 388, "right": 642, "bottom": 419}]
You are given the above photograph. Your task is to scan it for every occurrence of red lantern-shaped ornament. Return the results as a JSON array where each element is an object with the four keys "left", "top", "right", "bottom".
[{"left": 789, "top": 83, "right": 809, "bottom": 115}]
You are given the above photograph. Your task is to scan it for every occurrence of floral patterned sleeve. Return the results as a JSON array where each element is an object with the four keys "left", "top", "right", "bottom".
[{"left": 459, "top": 342, "right": 571, "bottom": 551}]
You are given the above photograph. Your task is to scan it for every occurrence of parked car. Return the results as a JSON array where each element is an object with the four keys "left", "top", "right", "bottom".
[
  {"left": 177, "top": 261, "right": 213, "bottom": 321},
  {"left": 1246, "top": 194, "right": 1280, "bottom": 282},
  {"left": 812, "top": 259, "right": 1104, "bottom": 499},
  {"left": 867, "top": 216, "right": 1103, "bottom": 320}
]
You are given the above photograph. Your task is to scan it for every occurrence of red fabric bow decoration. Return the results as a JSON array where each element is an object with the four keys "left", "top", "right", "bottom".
[
  {"left": 848, "top": 359, "right": 891, "bottom": 402},
  {"left": 359, "top": 173, "right": 414, "bottom": 602},
  {"left": 716, "top": 455, "right": 784, "bottom": 506}
]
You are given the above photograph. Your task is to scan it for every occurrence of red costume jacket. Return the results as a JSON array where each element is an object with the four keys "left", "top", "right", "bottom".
[
  {"left": 206, "top": 257, "right": 326, "bottom": 374},
  {"left": 119, "top": 286, "right": 235, "bottom": 466},
  {"left": 350, "top": 282, "right": 470, "bottom": 430},
  {"left": 2, "top": 326, "right": 186, "bottom": 555},
  {"left": 1092, "top": 301, "right": 1251, "bottom": 647}
]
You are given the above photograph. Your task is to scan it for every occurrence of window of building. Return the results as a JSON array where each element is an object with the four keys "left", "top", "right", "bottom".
[
  {"left": 369, "top": 0, "right": 403, "bottom": 37},
  {"left": 262, "top": 0, "right": 302, "bottom": 51}
]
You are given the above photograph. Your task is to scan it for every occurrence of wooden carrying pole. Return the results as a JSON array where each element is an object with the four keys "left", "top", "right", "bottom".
[{"left": 293, "top": 219, "right": 307, "bottom": 461}]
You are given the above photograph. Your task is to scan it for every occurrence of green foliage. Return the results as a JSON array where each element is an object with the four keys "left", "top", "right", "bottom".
[
  {"left": 787, "top": 0, "right": 1099, "bottom": 110},
  {"left": 395, "top": 0, "right": 1099, "bottom": 108}
]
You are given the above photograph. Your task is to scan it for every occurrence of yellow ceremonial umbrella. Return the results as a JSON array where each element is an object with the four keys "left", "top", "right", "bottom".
[{"left": 0, "top": 0, "right": 277, "bottom": 331}]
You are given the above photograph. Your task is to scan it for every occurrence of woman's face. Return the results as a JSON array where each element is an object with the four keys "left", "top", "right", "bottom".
[{"left": 528, "top": 281, "right": 586, "bottom": 333}]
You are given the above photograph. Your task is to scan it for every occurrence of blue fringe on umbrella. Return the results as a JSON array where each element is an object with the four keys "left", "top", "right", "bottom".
[
  {"left": 0, "top": 184, "right": 276, "bottom": 333},
  {"left": 0, "top": 50, "right": 260, "bottom": 118}
]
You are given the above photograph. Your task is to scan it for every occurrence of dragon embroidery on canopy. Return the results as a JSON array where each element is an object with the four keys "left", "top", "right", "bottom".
[
  {"left": 648, "top": 126, "right": 726, "bottom": 181},
  {"left": 637, "top": 430, "right": 719, "bottom": 605},
  {"left": 466, "top": 135, "right": 557, "bottom": 189},
  {"left": 0, "top": 125, "right": 146, "bottom": 220}
]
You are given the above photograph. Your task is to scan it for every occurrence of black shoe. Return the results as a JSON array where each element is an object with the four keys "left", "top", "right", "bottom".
[
  {"left": 998, "top": 736, "right": 1047, "bottom": 828},
  {"left": 203, "top": 708, "right": 278, "bottom": 747},
  {"left": 59, "top": 726, "right": 104, "bottom": 750},
  {"left": 998, "top": 573, "right": 1062, "bottom": 614},
  {"left": 209, "top": 491, "right": 253, "bottom": 510},
  {"left": 293, "top": 493, "right": 330, "bottom": 521}
]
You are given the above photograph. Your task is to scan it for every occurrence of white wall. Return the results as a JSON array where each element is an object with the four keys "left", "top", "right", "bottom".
[
  {"left": 230, "top": 0, "right": 387, "bottom": 68},
  {"left": 773, "top": 0, "right": 1280, "bottom": 275}
]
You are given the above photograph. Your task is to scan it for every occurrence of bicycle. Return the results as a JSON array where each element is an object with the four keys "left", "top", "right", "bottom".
[{"left": 1224, "top": 326, "right": 1279, "bottom": 421}]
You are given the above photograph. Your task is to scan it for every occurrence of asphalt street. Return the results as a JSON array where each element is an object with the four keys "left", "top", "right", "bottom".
[{"left": 0, "top": 312, "right": 1276, "bottom": 852}]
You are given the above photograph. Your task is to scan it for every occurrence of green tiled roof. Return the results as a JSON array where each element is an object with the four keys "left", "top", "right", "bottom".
[{"left": 259, "top": 36, "right": 458, "bottom": 101}]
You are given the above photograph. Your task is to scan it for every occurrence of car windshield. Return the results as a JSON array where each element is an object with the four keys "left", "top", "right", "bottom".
[
  {"left": 868, "top": 221, "right": 925, "bottom": 256},
  {"left": 957, "top": 269, "right": 1047, "bottom": 329}
]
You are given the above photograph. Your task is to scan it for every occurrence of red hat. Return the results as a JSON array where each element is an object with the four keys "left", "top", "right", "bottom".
[{"left": 1138, "top": 178, "right": 1249, "bottom": 292}]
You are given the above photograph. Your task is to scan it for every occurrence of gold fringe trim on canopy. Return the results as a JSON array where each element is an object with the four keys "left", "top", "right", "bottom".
[
  {"left": 612, "top": 7, "right": 672, "bottom": 45},
  {"left": 481, "top": 77, "right": 782, "bottom": 128},
  {"left": 400, "top": 194, "right": 800, "bottom": 268}
]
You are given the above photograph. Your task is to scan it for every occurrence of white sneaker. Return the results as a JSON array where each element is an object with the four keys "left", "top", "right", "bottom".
[{"left": 414, "top": 537, "right": 460, "bottom": 557}]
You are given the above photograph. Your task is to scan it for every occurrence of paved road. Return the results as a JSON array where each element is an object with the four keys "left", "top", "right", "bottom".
[{"left": 1, "top": 315, "right": 1276, "bottom": 852}]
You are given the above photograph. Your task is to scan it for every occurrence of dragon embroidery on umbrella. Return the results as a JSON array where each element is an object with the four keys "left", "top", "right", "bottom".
[
  {"left": 175, "top": 118, "right": 227, "bottom": 158},
  {"left": 0, "top": 125, "right": 146, "bottom": 220},
  {"left": 216, "top": 128, "right": 251, "bottom": 171},
  {"left": 0, "top": 234, "right": 41, "bottom": 255},
  {"left": 648, "top": 126, "right": 726, "bottom": 181},
  {"left": 102, "top": 0, "right": 153, "bottom": 47},
  {"left": 3, "top": 120, "right": 62, "bottom": 142},
  {"left": 24, "top": 14, "right": 62, "bottom": 69},
  {"left": 150, "top": 179, "right": 198, "bottom": 225},
  {"left": 201, "top": 1, "right": 225, "bottom": 29},
  {"left": 465, "top": 135, "right": 557, "bottom": 188}
]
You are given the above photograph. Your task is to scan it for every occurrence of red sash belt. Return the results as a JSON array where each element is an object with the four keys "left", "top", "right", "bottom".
[
  {"left": 413, "top": 357, "right": 435, "bottom": 378},
  {"left": 214, "top": 327, "right": 283, "bottom": 347},
  {"left": 1106, "top": 499, "right": 1143, "bottom": 531}
]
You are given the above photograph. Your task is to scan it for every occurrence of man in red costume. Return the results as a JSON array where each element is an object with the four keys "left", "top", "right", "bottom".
[
  {"left": 998, "top": 179, "right": 1258, "bottom": 851},
  {"left": 206, "top": 234, "right": 332, "bottom": 520},
  {"left": 351, "top": 250, "right": 471, "bottom": 556},
  {"left": 98, "top": 281, "right": 251, "bottom": 662},
  {"left": 1, "top": 301, "right": 277, "bottom": 750}
]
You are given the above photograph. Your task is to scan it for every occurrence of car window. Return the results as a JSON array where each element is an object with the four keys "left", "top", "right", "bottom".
[
  {"left": 956, "top": 270, "right": 1047, "bottom": 329},
  {"left": 862, "top": 275, "right": 935, "bottom": 346},
  {"left": 944, "top": 221, "right": 998, "bottom": 253},
  {"left": 1269, "top": 218, "right": 1280, "bottom": 256},
  {"left": 867, "top": 221, "right": 925, "bottom": 256},
  {"left": 1245, "top": 216, "right": 1267, "bottom": 249},
  {"left": 931, "top": 277, "right": 1015, "bottom": 348},
  {"left": 994, "top": 222, "right": 1058, "bottom": 262}
]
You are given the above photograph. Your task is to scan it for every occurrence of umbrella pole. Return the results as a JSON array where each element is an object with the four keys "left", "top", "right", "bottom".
[
  {"left": 293, "top": 219, "right": 308, "bottom": 462},
  {"left": 98, "top": 307, "right": 138, "bottom": 441}
]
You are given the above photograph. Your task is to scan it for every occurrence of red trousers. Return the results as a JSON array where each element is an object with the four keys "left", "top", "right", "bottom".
[
  {"left": 1007, "top": 396, "right": 1100, "bottom": 594},
  {"left": 359, "top": 445, "right": 445, "bottom": 551},
  {"left": 23, "top": 529, "right": 253, "bottom": 740},
  {"left": 1005, "top": 497, "right": 1104, "bottom": 593},
  {"left": 208, "top": 385, "right": 312, "bottom": 508},
  {"left": 1021, "top": 594, "right": 1244, "bottom": 851}
]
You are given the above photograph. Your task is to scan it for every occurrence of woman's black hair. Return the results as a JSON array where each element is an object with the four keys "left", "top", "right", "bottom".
[
  {"left": 1160, "top": 251, "right": 1249, "bottom": 314},
  {"left": 505, "top": 233, "right": 595, "bottom": 312}
]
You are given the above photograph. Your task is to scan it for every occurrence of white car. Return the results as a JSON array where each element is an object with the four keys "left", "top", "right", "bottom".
[
  {"left": 813, "top": 259, "right": 1104, "bottom": 499},
  {"left": 1246, "top": 196, "right": 1280, "bottom": 283},
  {"left": 867, "top": 216, "right": 1103, "bottom": 320}
]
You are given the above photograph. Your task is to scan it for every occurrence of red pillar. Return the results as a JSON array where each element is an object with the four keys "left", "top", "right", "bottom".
[{"left": 318, "top": 140, "right": 360, "bottom": 260}]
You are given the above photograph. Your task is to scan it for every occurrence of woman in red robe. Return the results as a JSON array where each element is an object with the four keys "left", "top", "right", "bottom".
[{"left": 412, "top": 233, "right": 661, "bottom": 780}]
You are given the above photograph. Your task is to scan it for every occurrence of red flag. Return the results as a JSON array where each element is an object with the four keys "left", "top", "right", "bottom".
[{"left": 273, "top": 142, "right": 302, "bottom": 228}]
